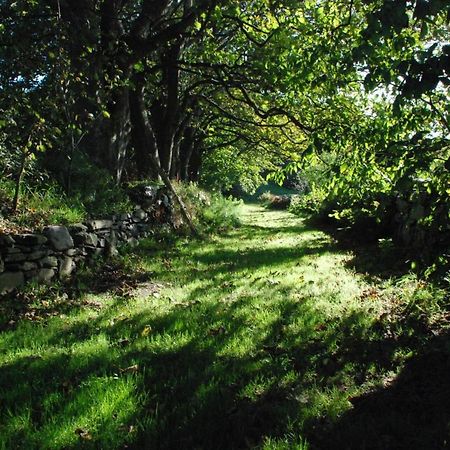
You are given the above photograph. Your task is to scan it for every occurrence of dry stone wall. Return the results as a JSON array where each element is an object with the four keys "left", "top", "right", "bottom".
[{"left": 0, "top": 186, "right": 173, "bottom": 295}]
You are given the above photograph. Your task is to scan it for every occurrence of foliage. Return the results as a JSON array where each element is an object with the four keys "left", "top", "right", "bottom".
[
  {"left": 289, "top": 185, "right": 329, "bottom": 218},
  {"left": 0, "top": 0, "right": 448, "bottom": 265},
  {"left": 171, "top": 181, "right": 242, "bottom": 233},
  {"left": 0, "top": 178, "right": 85, "bottom": 231}
]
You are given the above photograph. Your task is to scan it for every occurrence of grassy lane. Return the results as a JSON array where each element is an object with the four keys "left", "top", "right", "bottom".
[{"left": 1, "top": 205, "right": 449, "bottom": 449}]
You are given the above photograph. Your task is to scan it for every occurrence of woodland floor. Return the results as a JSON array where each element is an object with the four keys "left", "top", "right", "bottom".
[{"left": 0, "top": 205, "right": 449, "bottom": 450}]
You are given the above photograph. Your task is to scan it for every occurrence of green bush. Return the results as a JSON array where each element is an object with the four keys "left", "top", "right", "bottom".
[
  {"left": 289, "top": 185, "right": 329, "bottom": 216},
  {"left": 172, "top": 181, "right": 242, "bottom": 233}
]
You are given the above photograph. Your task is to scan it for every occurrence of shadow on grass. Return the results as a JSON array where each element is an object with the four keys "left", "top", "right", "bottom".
[
  {"left": 305, "top": 216, "right": 412, "bottom": 281},
  {"left": 1, "top": 211, "right": 448, "bottom": 449},
  {"left": 2, "top": 273, "right": 444, "bottom": 450},
  {"left": 311, "top": 331, "right": 450, "bottom": 450}
]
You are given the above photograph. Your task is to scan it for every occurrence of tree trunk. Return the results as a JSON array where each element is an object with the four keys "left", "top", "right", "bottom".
[
  {"left": 179, "top": 126, "right": 195, "bottom": 181},
  {"left": 12, "top": 151, "right": 28, "bottom": 213},
  {"left": 129, "top": 85, "right": 197, "bottom": 233},
  {"left": 129, "top": 82, "right": 160, "bottom": 179},
  {"left": 158, "top": 42, "right": 182, "bottom": 174},
  {"left": 149, "top": 152, "right": 198, "bottom": 236},
  {"left": 103, "top": 86, "right": 131, "bottom": 184}
]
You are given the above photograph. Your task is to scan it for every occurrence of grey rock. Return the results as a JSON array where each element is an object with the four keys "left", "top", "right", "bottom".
[
  {"left": 33, "top": 268, "right": 56, "bottom": 284},
  {"left": 20, "top": 262, "right": 38, "bottom": 271},
  {"left": 86, "top": 247, "right": 103, "bottom": 257},
  {"left": 105, "top": 230, "right": 119, "bottom": 257},
  {"left": 127, "top": 237, "right": 139, "bottom": 247},
  {"left": 68, "top": 223, "right": 88, "bottom": 233},
  {"left": 132, "top": 209, "right": 147, "bottom": 221},
  {"left": 0, "top": 235, "right": 15, "bottom": 246},
  {"left": 14, "top": 234, "right": 48, "bottom": 246},
  {"left": 3, "top": 247, "right": 22, "bottom": 255},
  {"left": 43, "top": 226, "right": 74, "bottom": 251},
  {"left": 15, "top": 245, "right": 34, "bottom": 253},
  {"left": 66, "top": 248, "right": 78, "bottom": 256},
  {"left": 86, "top": 219, "right": 113, "bottom": 231},
  {"left": 0, "top": 271, "right": 25, "bottom": 293},
  {"left": 28, "top": 250, "right": 50, "bottom": 261},
  {"left": 40, "top": 256, "right": 58, "bottom": 268},
  {"left": 24, "top": 269, "right": 39, "bottom": 281},
  {"left": 59, "top": 256, "right": 75, "bottom": 279},
  {"left": 5, "top": 252, "right": 27, "bottom": 263},
  {"left": 73, "top": 232, "right": 98, "bottom": 247}
]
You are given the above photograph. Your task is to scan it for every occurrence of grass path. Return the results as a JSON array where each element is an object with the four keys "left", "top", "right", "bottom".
[{"left": 1, "top": 205, "right": 449, "bottom": 449}]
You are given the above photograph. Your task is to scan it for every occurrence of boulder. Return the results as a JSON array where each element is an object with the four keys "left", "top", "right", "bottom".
[
  {"left": 105, "top": 230, "right": 118, "bottom": 257},
  {"left": 132, "top": 209, "right": 147, "bottom": 222},
  {"left": 4, "top": 247, "right": 22, "bottom": 254},
  {"left": 68, "top": 223, "right": 88, "bottom": 233},
  {"left": 33, "top": 268, "right": 56, "bottom": 284},
  {"left": 20, "top": 262, "right": 38, "bottom": 271},
  {"left": 5, "top": 252, "right": 27, "bottom": 263},
  {"left": 28, "top": 250, "right": 50, "bottom": 261},
  {"left": 43, "top": 226, "right": 74, "bottom": 251},
  {"left": 0, "top": 271, "right": 25, "bottom": 294}
]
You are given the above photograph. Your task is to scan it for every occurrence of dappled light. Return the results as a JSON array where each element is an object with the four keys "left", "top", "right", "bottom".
[
  {"left": 1, "top": 206, "right": 448, "bottom": 449},
  {"left": 1, "top": 0, "right": 449, "bottom": 448}
]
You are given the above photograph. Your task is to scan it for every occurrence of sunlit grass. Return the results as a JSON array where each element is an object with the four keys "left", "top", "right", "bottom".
[{"left": 0, "top": 204, "right": 448, "bottom": 449}]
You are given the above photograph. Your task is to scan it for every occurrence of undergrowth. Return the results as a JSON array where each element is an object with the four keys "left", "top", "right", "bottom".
[{"left": 172, "top": 181, "right": 242, "bottom": 233}]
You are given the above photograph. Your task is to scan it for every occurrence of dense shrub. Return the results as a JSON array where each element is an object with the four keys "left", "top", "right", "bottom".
[
  {"left": 172, "top": 181, "right": 242, "bottom": 232},
  {"left": 289, "top": 185, "right": 329, "bottom": 217}
]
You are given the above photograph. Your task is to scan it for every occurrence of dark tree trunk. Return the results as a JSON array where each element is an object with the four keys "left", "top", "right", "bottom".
[
  {"left": 129, "top": 81, "right": 160, "bottom": 179},
  {"left": 12, "top": 151, "right": 28, "bottom": 213},
  {"left": 105, "top": 86, "right": 131, "bottom": 183},
  {"left": 179, "top": 126, "right": 195, "bottom": 181},
  {"left": 189, "top": 145, "right": 202, "bottom": 181},
  {"left": 157, "top": 42, "right": 182, "bottom": 175}
]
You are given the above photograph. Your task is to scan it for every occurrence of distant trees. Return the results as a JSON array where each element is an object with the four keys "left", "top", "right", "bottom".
[{"left": 0, "top": 0, "right": 448, "bottom": 261}]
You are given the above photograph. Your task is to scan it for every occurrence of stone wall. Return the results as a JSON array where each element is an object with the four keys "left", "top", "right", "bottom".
[{"left": 0, "top": 186, "right": 173, "bottom": 295}]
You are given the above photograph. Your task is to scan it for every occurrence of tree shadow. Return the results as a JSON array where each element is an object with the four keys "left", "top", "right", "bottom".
[
  {"left": 308, "top": 217, "right": 412, "bottom": 281},
  {"left": 2, "top": 209, "right": 447, "bottom": 449},
  {"left": 311, "top": 331, "right": 450, "bottom": 450}
]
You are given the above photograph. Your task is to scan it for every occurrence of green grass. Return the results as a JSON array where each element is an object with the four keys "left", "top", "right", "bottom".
[{"left": 0, "top": 205, "right": 449, "bottom": 449}]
